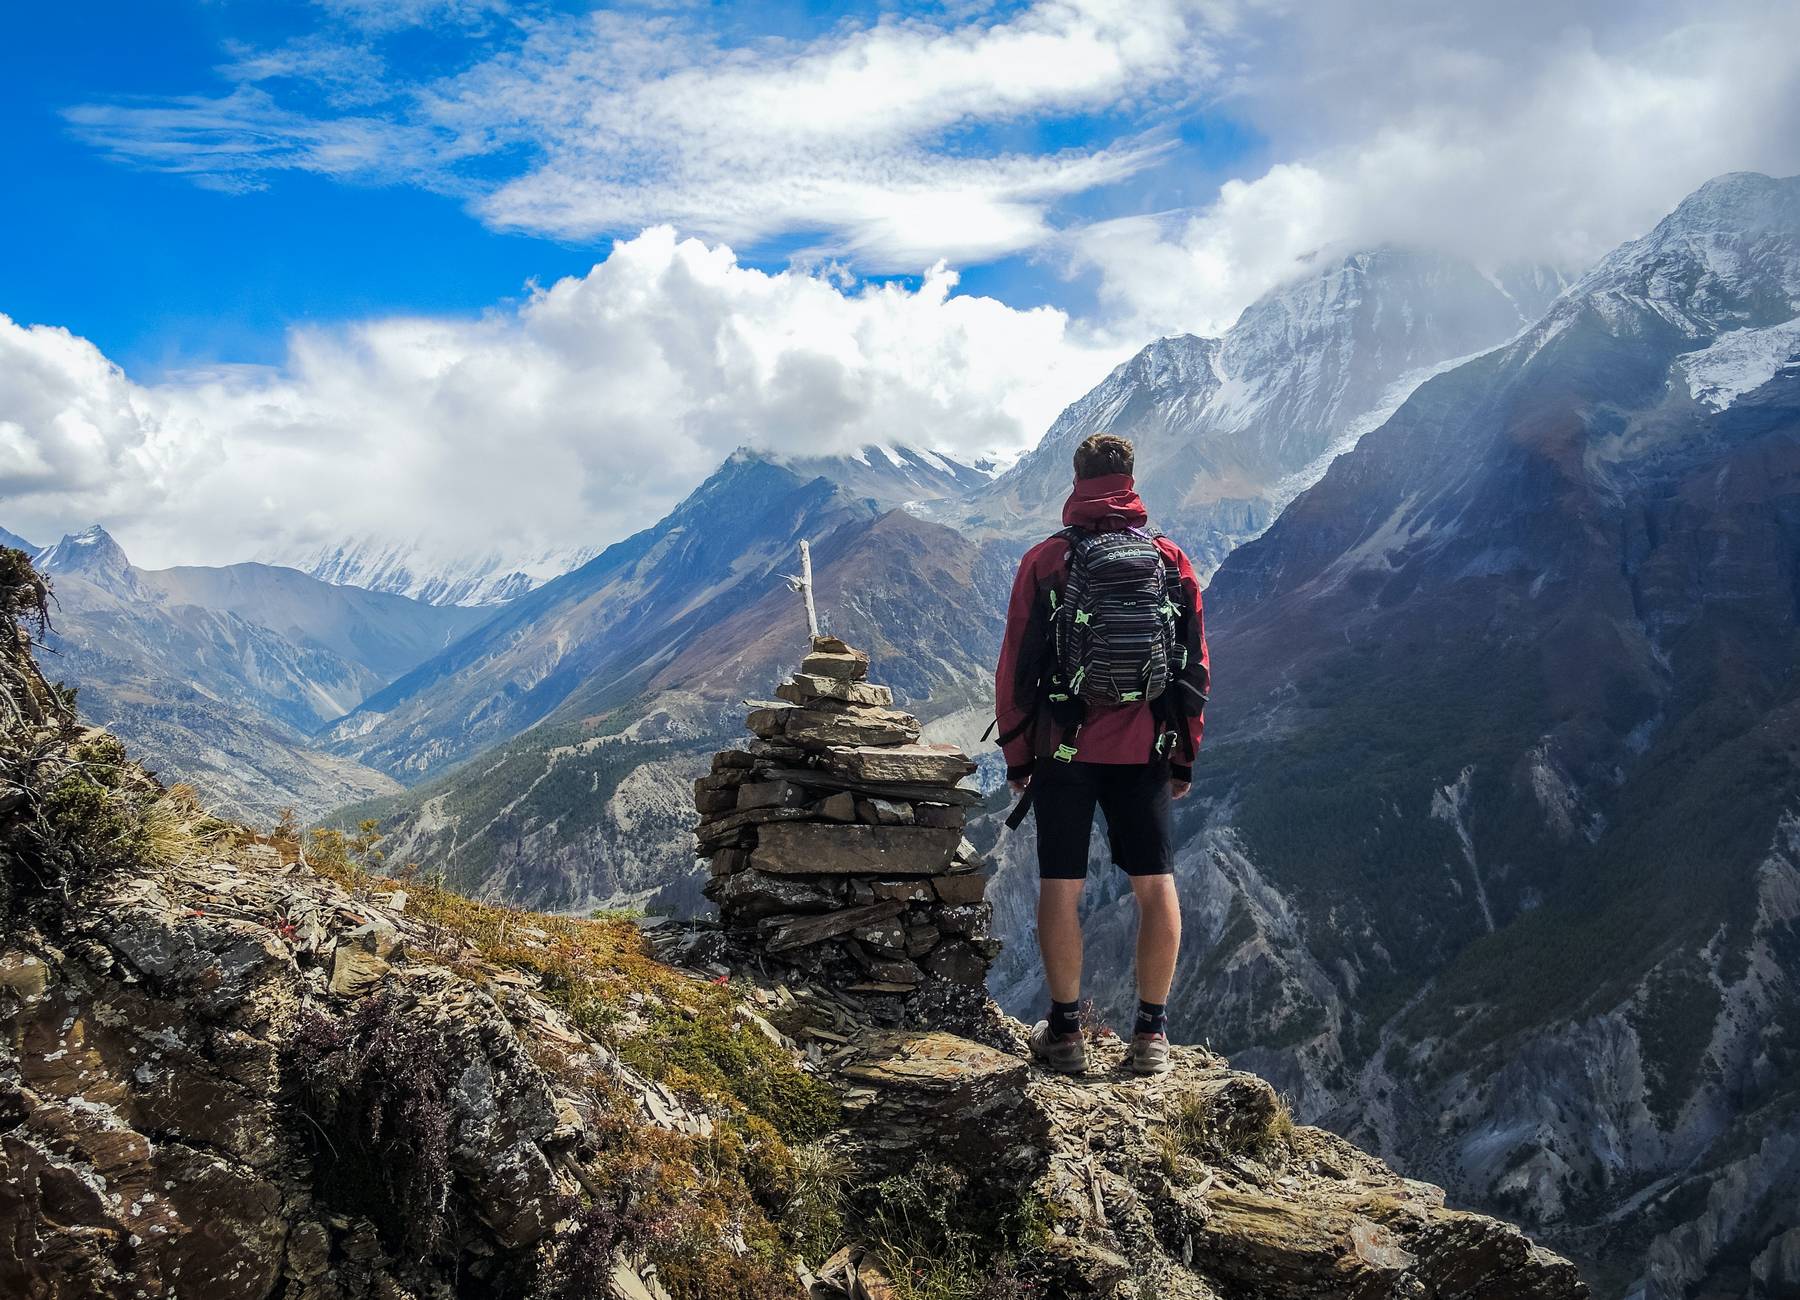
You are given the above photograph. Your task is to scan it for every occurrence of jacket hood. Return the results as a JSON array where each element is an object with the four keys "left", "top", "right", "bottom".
[{"left": 1061, "top": 474, "right": 1148, "bottom": 531}]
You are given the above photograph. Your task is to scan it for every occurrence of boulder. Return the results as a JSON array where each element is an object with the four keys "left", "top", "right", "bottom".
[
  {"left": 735, "top": 780, "right": 809, "bottom": 810},
  {"left": 778, "top": 707, "right": 922, "bottom": 750},
  {"left": 859, "top": 797, "right": 914, "bottom": 825},
  {"left": 776, "top": 674, "right": 895, "bottom": 707},
  {"left": 694, "top": 787, "right": 737, "bottom": 815},
  {"left": 929, "top": 874, "right": 989, "bottom": 905},
  {"left": 921, "top": 940, "right": 987, "bottom": 985},
  {"left": 819, "top": 745, "right": 976, "bottom": 785},
  {"left": 851, "top": 918, "right": 909, "bottom": 955},
  {"left": 912, "top": 803, "right": 964, "bottom": 829},
  {"left": 851, "top": 951, "right": 925, "bottom": 985},
  {"left": 757, "top": 767, "right": 982, "bottom": 806},
  {"left": 750, "top": 823, "right": 962, "bottom": 877},
  {"left": 815, "top": 791, "right": 858, "bottom": 821},
  {"left": 800, "top": 648, "right": 869, "bottom": 681},
  {"left": 329, "top": 946, "right": 391, "bottom": 997},
  {"left": 760, "top": 900, "right": 908, "bottom": 954},
  {"left": 710, "top": 870, "right": 842, "bottom": 919},
  {"left": 694, "top": 803, "right": 818, "bottom": 850}
]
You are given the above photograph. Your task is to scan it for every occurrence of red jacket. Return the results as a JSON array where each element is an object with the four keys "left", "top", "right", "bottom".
[{"left": 994, "top": 474, "right": 1210, "bottom": 778}]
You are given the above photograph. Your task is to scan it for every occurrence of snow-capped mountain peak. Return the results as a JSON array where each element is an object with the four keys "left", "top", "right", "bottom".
[
  {"left": 962, "top": 246, "right": 1559, "bottom": 574},
  {"left": 770, "top": 441, "right": 995, "bottom": 508},
  {"left": 36, "top": 525, "right": 138, "bottom": 592},
  {"left": 1574, "top": 171, "right": 1800, "bottom": 335}
]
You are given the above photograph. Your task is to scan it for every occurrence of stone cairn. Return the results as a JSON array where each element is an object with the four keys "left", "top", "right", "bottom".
[{"left": 695, "top": 635, "right": 998, "bottom": 1018}]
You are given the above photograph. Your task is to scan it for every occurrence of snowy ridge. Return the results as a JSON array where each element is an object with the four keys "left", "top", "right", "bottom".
[
  {"left": 269, "top": 535, "right": 601, "bottom": 607},
  {"left": 1571, "top": 172, "right": 1800, "bottom": 337},
  {"left": 1678, "top": 317, "right": 1800, "bottom": 410},
  {"left": 774, "top": 441, "right": 994, "bottom": 508},
  {"left": 975, "top": 247, "right": 1559, "bottom": 563},
  {"left": 1268, "top": 340, "right": 1507, "bottom": 506}
]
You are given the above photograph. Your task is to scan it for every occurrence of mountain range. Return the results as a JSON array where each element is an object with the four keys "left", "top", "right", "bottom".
[
  {"left": 15, "top": 526, "right": 487, "bottom": 820},
  {"left": 983, "top": 170, "right": 1800, "bottom": 1299},
  {"left": 267, "top": 443, "right": 992, "bottom": 607},
  {"left": 11, "top": 172, "right": 1800, "bottom": 1296},
  {"left": 324, "top": 444, "right": 1006, "bottom": 911},
  {"left": 270, "top": 534, "right": 603, "bottom": 607},
  {"left": 946, "top": 249, "right": 1567, "bottom": 576}
]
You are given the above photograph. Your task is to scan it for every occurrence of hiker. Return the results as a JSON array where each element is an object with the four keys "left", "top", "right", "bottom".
[{"left": 993, "top": 433, "right": 1209, "bottom": 1075}]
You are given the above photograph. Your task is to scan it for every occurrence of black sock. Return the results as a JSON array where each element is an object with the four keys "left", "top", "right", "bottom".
[
  {"left": 1135, "top": 1000, "right": 1168, "bottom": 1038},
  {"left": 1049, "top": 1000, "right": 1082, "bottom": 1038}
]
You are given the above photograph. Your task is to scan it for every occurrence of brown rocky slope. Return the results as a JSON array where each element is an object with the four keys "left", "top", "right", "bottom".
[{"left": 0, "top": 553, "right": 1586, "bottom": 1299}]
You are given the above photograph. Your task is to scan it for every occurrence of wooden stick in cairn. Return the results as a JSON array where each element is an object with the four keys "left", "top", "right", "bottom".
[{"left": 785, "top": 539, "right": 820, "bottom": 639}]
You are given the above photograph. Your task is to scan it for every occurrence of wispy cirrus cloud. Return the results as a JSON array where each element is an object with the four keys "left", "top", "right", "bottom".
[
  {"left": 64, "top": 86, "right": 488, "bottom": 194},
  {"left": 65, "top": 0, "right": 1217, "bottom": 267}
]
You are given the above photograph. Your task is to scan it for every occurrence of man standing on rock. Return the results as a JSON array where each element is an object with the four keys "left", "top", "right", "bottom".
[{"left": 994, "top": 433, "right": 1209, "bottom": 1075}]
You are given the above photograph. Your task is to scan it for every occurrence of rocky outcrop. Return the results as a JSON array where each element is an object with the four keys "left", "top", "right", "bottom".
[
  {"left": 0, "top": 820, "right": 1590, "bottom": 1300},
  {"left": 1, "top": 563, "right": 1587, "bottom": 1299},
  {"left": 681, "top": 932, "right": 1590, "bottom": 1300},
  {"left": 0, "top": 840, "right": 724, "bottom": 1299}
]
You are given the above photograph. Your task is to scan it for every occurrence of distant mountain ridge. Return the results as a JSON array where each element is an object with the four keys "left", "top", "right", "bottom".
[
  {"left": 269, "top": 443, "right": 989, "bottom": 608},
  {"left": 273, "top": 535, "right": 602, "bottom": 608},
  {"left": 774, "top": 442, "right": 996, "bottom": 506},
  {"left": 20, "top": 525, "right": 488, "bottom": 820},
  {"left": 955, "top": 248, "right": 1567, "bottom": 576}
]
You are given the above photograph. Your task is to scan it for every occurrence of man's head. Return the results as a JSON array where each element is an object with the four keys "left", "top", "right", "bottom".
[{"left": 1073, "top": 433, "right": 1134, "bottom": 481}]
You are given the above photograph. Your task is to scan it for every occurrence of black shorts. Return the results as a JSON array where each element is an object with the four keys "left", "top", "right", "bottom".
[{"left": 1032, "top": 760, "right": 1174, "bottom": 880}]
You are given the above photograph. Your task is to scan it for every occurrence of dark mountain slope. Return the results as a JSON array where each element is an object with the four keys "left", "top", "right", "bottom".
[{"left": 326, "top": 452, "right": 888, "bottom": 781}]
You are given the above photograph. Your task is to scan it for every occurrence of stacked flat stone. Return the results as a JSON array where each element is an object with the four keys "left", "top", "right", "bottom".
[{"left": 696, "top": 635, "right": 998, "bottom": 1000}]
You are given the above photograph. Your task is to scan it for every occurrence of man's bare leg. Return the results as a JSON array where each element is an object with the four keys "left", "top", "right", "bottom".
[
  {"left": 1037, "top": 878, "right": 1086, "bottom": 1005},
  {"left": 1130, "top": 874, "right": 1181, "bottom": 1005},
  {"left": 1127, "top": 874, "right": 1181, "bottom": 1072}
]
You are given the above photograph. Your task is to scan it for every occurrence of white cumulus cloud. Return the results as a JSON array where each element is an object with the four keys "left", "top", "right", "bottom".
[
  {"left": 0, "top": 229, "right": 1125, "bottom": 568},
  {"left": 1073, "top": 0, "right": 1800, "bottom": 339}
]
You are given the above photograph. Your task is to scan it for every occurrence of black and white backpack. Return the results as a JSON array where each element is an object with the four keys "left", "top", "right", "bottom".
[{"left": 1046, "top": 525, "right": 1179, "bottom": 711}]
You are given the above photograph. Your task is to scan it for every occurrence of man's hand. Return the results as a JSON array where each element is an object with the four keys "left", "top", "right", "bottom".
[
  {"left": 1009, "top": 776, "right": 1031, "bottom": 795},
  {"left": 1170, "top": 779, "right": 1191, "bottom": 800}
]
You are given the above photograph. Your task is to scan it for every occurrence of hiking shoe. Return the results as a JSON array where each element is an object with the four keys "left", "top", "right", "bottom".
[
  {"left": 1029, "top": 1020, "right": 1088, "bottom": 1074},
  {"left": 1129, "top": 1032, "right": 1172, "bottom": 1075}
]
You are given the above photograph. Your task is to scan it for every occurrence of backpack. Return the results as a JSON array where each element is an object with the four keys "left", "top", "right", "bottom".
[{"left": 1046, "top": 525, "right": 1179, "bottom": 711}]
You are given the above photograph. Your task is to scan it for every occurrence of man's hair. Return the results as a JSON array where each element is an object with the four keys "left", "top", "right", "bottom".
[{"left": 1073, "top": 433, "right": 1134, "bottom": 480}]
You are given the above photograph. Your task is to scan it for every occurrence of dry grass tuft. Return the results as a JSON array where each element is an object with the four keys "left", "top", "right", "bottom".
[{"left": 141, "top": 784, "right": 230, "bottom": 867}]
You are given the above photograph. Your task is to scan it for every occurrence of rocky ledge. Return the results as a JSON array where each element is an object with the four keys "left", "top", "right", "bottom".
[
  {"left": 0, "top": 568, "right": 1588, "bottom": 1299},
  {"left": 654, "top": 922, "right": 1590, "bottom": 1300},
  {"left": 0, "top": 827, "right": 1591, "bottom": 1299}
]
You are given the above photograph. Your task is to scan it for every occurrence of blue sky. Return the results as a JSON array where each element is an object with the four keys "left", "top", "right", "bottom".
[
  {"left": 0, "top": 1, "right": 1259, "bottom": 377},
  {"left": 3, "top": 0, "right": 1794, "bottom": 569}
]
